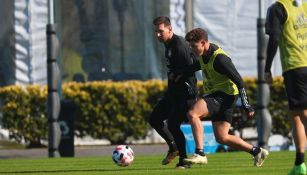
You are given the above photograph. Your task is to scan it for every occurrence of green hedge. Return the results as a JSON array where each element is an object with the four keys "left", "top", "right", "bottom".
[
  {"left": 0, "top": 78, "right": 289, "bottom": 145},
  {"left": 62, "top": 81, "right": 152, "bottom": 144},
  {"left": 0, "top": 85, "right": 48, "bottom": 144}
]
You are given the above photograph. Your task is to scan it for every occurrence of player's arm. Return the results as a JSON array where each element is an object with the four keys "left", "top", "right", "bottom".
[
  {"left": 173, "top": 61, "right": 201, "bottom": 82},
  {"left": 214, "top": 55, "right": 255, "bottom": 117},
  {"left": 264, "top": 37, "right": 278, "bottom": 84},
  {"left": 264, "top": 2, "right": 286, "bottom": 83},
  {"left": 172, "top": 45, "right": 201, "bottom": 82}
]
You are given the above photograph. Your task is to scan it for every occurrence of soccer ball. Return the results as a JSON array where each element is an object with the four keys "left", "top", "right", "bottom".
[{"left": 112, "top": 145, "right": 134, "bottom": 167}]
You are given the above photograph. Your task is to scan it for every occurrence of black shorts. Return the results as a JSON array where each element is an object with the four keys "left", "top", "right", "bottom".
[
  {"left": 151, "top": 85, "right": 198, "bottom": 123},
  {"left": 202, "top": 91, "right": 238, "bottom": 123},
  {"left": 283, "top": 67, "right": 307, "bottom": 110}
]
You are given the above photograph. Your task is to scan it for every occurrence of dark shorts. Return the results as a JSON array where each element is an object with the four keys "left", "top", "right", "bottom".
[
  {"left": 283, "top": 67, "right": 307, "bottom": 110},
  {"left": 150, "top": 84, "right": 198, "bottom": 123},
  {"left": 202, "top": 91, "right": 238, "bottom": 123}
]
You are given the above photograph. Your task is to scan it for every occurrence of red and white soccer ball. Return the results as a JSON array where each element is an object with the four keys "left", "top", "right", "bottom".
[{"left": 112, "top": 145, "right": 134, "bottom": 167}]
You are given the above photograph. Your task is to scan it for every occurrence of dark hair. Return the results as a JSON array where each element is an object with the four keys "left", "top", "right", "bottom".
[
  {"left": 153, "top": 16, "right": 171, "bottom": 26},
  {"left": 185, "top": 28, "right": 208, "bottom": 42}
]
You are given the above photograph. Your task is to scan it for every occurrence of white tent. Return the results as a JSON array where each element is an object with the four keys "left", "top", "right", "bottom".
[{"left": 192, "top": 0, "right": 282, "bottom": 77}]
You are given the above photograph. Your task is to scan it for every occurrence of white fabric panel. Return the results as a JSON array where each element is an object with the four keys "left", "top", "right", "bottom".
[
  {"left": 170, "top": 0, "right": 186, "bottom": 37},
  {"left": 194, "top": 0, "right": 282, "bottom": 77},
  {"left": 30, "top": 0, "right": 48, "bottom": 84},
  {"left": 14, "top": 0, "right": 48, "bottom": 85},
  {"left": 14, "top": 0, "right": 31, "bottom": 85}
]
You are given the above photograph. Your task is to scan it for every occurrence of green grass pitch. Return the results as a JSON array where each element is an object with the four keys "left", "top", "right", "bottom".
[{"left": 0, "top": 151, "right": 300, "bottom": 175}]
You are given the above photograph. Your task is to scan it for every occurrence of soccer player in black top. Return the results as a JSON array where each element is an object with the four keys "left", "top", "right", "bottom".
[
  {"left": 149, "top": 16, "right": 197, "bottom": 169},
  {"left": 174, "top": 28, "right": 268, "bottom": 167},
  {"left": 265, "top": 1, "right": 307, "bottom": 174}
]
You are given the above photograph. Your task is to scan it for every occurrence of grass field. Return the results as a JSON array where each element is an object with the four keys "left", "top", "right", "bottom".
[{"left": 0, "top": 151, "right": 299, "bottom": 175}]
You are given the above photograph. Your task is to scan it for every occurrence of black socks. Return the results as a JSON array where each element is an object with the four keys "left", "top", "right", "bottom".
[
  {"left": 295, "top": 152, "right": 305, "bottom": 165},
  {"left": 195, "top": 148, "right": 206, "bottom": 156},
  {"left": 250, "top": 146, "right": 261, "bottom": 156}
]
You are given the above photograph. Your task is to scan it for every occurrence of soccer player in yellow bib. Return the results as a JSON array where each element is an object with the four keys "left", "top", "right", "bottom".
[
  {"left": 265, "top": 0, "right": 307, "bottom": 174},
  {"left": 174, "top": 28, "right": 269, "bottom": 167}
]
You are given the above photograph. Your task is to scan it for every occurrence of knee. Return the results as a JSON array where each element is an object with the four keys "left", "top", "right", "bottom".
[
  {"left": 215, "top": 135, "right": 229, "bottom": 145},
  {"left": 187, "top": 111, "right": 199, "bottom": 122}
]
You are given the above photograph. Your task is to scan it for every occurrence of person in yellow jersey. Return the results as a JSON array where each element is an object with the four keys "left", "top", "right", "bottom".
[
  {"left": 173, "top": 28, "right": 269, "bottom": 167},
  {"left": 265, "top": 0, "right": 307, "bottom": 174}
]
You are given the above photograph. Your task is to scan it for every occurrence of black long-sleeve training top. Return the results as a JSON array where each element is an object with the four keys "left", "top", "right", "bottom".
[{"left": 164, "top": 34, "right": 197, "bottom": 90}]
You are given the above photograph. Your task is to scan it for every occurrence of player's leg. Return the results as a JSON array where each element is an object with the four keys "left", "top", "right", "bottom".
[
  {"left": 291, "top": 111, "right": 306, "bottom": 160},
  {"left": 210, "top": 92, "right": 268, "bottom": 167},
  {"left": 288, "top": 110, "right": 307, "bottom": 175},
  {"left": 284, "top": 68, "right": 307, "bottom": 175},
  {"left": 167, "top": 116, "right": 190, "bottom": 169},
  {"left": 212, "top": 121, "right": 268, "bottom": 167},
  {"left": 167, "top": 90, "right": 195, "bottom": 169},
  {"left": 302, "top": 109, "right": 307, "bottom": 128},
  {"left": 189, "top": 99, "right": 207, "bottom": 150},
  {"left": 213, "top": 121, "right": 253, "bottom": 151},
  {"left": 148, "top": 93, "right": 178, "bottom": 165},
  {"left": 184, "top": 98, "right": 209, "bottom": 164},
  {"left": 164, "top": 83, "right": 201, "bottom": 169}
]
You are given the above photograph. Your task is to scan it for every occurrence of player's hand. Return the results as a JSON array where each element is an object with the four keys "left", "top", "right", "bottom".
[
  {"left": 264, "top": 71, "right": 273, "bottom": 84},
  {"left": 247, "top": 111, "right": 255, "bottom": 119},
  {"left": 245, "top": 106, "right": 255, "bottom": 119}
]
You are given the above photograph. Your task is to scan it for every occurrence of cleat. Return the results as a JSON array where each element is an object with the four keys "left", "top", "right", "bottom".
[
  {"left": 161, "top": 150, "right": 179, "bottom": 165},
  {"left": 253, "top": 148, "right": 269, "bottom": 167},
  {"left": 288, "top": 163, "right": 306, "bottom": 175},
  {"left": 184, "top": 154, "right": 208, "bottom": 164},
  {"left": 175, "top": 161, "right": 191, "bottom": 169}
]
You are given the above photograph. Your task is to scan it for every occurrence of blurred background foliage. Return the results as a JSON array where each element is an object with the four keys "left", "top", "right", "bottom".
[{"left": 0, "top": 78, "right": 289, "bottom": 145}]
